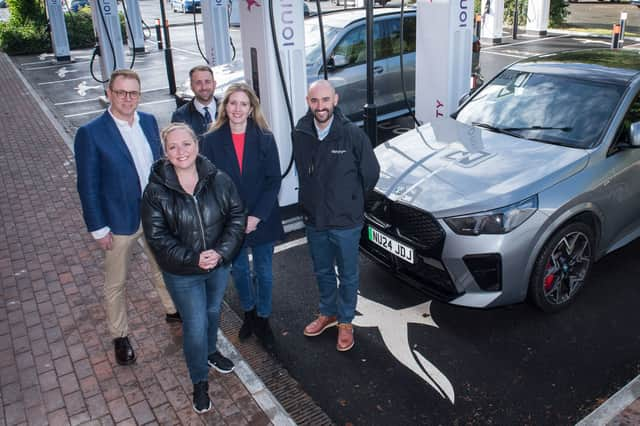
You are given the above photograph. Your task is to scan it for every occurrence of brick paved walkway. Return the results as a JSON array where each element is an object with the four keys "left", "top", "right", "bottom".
[{"left": 0, "top": 52, "right": 285, "bottom": 425}]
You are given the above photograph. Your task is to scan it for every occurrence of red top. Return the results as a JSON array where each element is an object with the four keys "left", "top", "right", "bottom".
[{"left": 231, "top": 132, "right": 245, "bottom": 174}]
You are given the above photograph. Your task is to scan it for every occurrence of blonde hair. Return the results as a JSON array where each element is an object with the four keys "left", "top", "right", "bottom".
[
  {"left": 210, "top": 83, "right": 270, "bottom": 132},
  {"left": 160, "top": 123, "right": 198, "bottom": 152}
]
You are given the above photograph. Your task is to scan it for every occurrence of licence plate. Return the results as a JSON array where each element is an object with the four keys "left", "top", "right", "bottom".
[{"left": 368, "top": 227, "right": 414, "bottom": 264}]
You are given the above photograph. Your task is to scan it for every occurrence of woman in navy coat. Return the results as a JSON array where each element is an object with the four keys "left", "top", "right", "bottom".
[{"left": 201, "top": 83, "right": 284, "bottom": 348}]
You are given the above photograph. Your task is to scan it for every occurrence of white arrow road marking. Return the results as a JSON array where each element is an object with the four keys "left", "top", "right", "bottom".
[
  {"left": 353, "top": 294, "right": 455, "bottom": 404},
  {"left": 57, "top": 67, "right": 79, "bottom": 78},
  {"left": 76, "top": 81, "right": 103, "bottom": 96}
]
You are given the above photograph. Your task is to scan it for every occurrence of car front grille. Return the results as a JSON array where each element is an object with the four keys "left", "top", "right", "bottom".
[
  {"left": 365, "top": 191, "right": 445, "bottom": 254},
  {"left": 361, "top": 191, "right": 458, "bottom": 300}
]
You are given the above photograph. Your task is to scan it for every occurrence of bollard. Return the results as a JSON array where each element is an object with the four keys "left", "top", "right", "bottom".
[
  {"left": 619, "top": 12, "right": 627, "bottom": 48},
  {"left": 155, "top": 18, "right": 163, "bottom": 50},
  {"left": 611, "top": 23, "right": 621, "bottom": 49},
  {"left": 512, "top": 0, "right": 518, "bottom": 40}
]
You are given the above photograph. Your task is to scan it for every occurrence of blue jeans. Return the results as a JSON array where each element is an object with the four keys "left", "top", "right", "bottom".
[
  {"left": 162, "top": 266, "right": 229, "bottom": 384},
  {"left": 305, "top": 224, "right": 362, "bottom": 324},
  {"left": 232, "top": 242, "right": 275, "bottom": 318}
]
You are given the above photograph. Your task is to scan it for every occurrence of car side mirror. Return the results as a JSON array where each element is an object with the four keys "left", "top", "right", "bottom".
[
  {"left": 332, "top": 54, "right": 349, "bottom": 68},
  {"left": 629, "top": 122, "right": 640, "bottom": 147}
]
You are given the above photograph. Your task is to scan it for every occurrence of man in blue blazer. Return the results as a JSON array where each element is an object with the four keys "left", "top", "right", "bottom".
[{"left": 74, "top": 69, "right": 179, "bottom": 366}]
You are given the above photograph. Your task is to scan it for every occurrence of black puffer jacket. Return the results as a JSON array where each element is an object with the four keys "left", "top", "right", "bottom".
[{"left": 141, "top": 155, "right": 246, "bottom": 275}]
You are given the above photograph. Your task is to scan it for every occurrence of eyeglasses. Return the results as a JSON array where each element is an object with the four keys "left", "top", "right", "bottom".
[{"left": 111, "top": 89, "right": 140, "bottom": 99}]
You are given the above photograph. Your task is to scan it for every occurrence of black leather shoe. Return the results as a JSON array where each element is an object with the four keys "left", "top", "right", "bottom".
[
  {"left": 238, "top": 308, "right": 256, "bottom": 341},
  {"left": 114, "top": 336, "right": 136, "bottom": 365},
  {"left": 165, "top": 311, "right": 182, "bottom": 323}
]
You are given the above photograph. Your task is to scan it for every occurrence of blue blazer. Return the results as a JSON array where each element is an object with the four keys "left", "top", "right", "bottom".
[
  {"left": 201, "top": 120, "right": 284, "bottom": 246},
  {"left": 74, "top": 111, "right": 162, "bottom": 235}
]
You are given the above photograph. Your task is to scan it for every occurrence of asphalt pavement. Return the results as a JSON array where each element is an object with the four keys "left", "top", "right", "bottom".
[{"left": 3, "top": 2, "right": 640, "bottom": 425}]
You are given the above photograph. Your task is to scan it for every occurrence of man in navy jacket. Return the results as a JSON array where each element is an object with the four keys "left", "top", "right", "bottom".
[
  {"left": 292, "top": 80, "right": 380, "bottom": 352},
  {"left": 171, "top": 65, "right": 218, "bottom": 138},
  {"left": 74, "top": 70, "right": 179, "bottom": 366}
]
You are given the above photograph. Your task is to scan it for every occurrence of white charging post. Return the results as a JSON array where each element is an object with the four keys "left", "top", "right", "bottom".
[
  {"left": 414, "top": 0, "right": 473, "bottom": 122},
  {"left": 238, "top": 2, "right": 307, "bottom": 208},
  {"left": 526, "top": 0, "right": 549, "bottom": 35},
  {"left": 202, "top": 0, "right": 232, "bottom": 65},
  {"left": 123, "top": 0, "right": 146, "bottom": 53},
  {"left": 45, "top": 0, "right": 71, "bottom": 62},
  {"left": 480, "top": 0, "right": 504, "bottom": 44},
  {"left": 91, "top": 0, "right": 126, "bottom": 85}
]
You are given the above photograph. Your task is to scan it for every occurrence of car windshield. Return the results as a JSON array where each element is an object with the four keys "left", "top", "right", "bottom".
[
  {"left": 305, "top": 22, "right": 342, "bottom": 65},
  {"left": 456, "top": 69, "right": 626, "bottom": 148}
]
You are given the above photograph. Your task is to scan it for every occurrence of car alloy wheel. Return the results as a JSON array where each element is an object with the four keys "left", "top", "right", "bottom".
[{"left": 529, "top": 222, "right": 594, "bottom": 312}]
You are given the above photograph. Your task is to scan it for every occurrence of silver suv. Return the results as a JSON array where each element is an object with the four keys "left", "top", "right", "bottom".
[{"left": 360, "top": 49, "right": 640, "bottom": 312}]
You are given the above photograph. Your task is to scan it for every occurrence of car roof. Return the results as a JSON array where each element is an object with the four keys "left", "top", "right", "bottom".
[
  {"left": 311, "top": 7, "right": 415, "bottom": 28},
  {"left": 511, "top": 48, "right": 640, "bottom": 86}
]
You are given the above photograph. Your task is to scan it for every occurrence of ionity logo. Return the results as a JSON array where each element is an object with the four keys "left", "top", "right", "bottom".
[{"left": 246, "top": 0, "right": 261, "bottom": 11}]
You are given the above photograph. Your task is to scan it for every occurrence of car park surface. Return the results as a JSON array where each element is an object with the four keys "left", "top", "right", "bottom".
[{"left": 11, "top": 9, "right": 640, "bottom": 422}]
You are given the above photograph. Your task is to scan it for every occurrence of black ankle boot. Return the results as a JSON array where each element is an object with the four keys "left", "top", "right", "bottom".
[
  {"left": 238, "top": 308, "right": 256, "bottom": 341},
  {"left": 254, "top": 316, "right": 275, "bottom": 350}
]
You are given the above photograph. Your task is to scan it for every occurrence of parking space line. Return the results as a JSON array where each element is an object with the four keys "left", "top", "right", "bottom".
[
  {"left": 274, "top": 237, "right": 307, "bottom": 254},
  {"left": 482, "top": 34, "right": 570, "bottom": 50},
  {"left": 54, "top": 86, "right": 171, "bottom": 106},
  {"left": 482, "top": 51, "right": 528, "bottom": 59},
  {"left": 23, "top": 61, "right": 89, "bottom": 71},
  {"left": 38, "top": 66, "right": 161, "bottom": 86},
  {"left": 55, "top": 97, "right": 101, "bottom": 106}
]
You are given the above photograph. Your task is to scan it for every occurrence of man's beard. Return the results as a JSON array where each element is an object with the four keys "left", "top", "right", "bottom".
[
  {"left": 195, "top": 91, "right": 213, "bottom": 104},
  {"left": 313, "top": 108, "right": 333, "bottom": 123}
]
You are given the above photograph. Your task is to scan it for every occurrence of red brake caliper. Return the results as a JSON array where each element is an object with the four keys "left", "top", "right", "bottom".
[{"left": 543, "top": 261, "right": 555, "bottom": 291}]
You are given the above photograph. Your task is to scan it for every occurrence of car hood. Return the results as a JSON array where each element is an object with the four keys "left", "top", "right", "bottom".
[{"left": 374, "top": 118, "right": 590, "bottom": 218}]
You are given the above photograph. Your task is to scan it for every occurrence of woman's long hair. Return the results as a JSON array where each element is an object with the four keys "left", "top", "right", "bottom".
[{"left": 209, "top": 82, "right": 270, "bottom": 132}]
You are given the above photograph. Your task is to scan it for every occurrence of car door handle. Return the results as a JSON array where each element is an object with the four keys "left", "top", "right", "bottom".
[{"left": 374, "top": 66, "right": 384, "bottom": 74}]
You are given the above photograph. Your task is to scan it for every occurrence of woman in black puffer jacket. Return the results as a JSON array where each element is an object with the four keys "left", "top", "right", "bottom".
[{"left": 141, "top": 123, "right": 245, "bottom": 415}]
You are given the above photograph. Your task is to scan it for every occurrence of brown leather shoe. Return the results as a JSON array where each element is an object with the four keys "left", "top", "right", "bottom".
[
  {"left": 303, "top": 315, "right": 337, "bottom": 337},
  {"left": 336, "top": 323, "right": 354, "bottom": 352}
]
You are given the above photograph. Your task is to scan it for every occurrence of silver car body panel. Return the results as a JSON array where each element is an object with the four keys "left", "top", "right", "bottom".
[{"left": 368, "top": 59, "right": 640, "bottom": 308}]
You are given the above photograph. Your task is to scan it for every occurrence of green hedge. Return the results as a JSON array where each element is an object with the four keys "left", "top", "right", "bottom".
[{"left": 0, "top": 6, "right": 127, "bottom": 55}]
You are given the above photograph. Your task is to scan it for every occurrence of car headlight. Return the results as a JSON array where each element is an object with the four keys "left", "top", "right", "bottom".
[{"left": 444, "top": 195, "right": 538, "bottom": 235}]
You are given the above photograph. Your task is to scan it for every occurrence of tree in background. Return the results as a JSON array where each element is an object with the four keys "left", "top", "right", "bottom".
[{"left": 6, "top": 0, "right": 46, "bottom": 26}]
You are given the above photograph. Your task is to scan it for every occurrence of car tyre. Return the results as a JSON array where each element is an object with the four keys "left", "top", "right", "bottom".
[{"left": 529, "top": 222, "right": 594, "bottom": 313}]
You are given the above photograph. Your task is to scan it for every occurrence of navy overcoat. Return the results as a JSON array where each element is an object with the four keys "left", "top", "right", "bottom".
[{"left": 201, "top": 120, "right": 284, "bottom": 247}]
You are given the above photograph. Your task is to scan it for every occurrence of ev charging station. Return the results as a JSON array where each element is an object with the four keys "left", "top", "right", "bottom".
[
  {"left": 123, "top": 0, "right": 146, "bottom": 53},
  {"left": 526, "top": 0, "right": 550, "bottom": 35},
  {"left": 90, "top": 0, "right": 126, "bottom": 85},
  {"left": 238, "top": 2, "right": 307, "bottom": 209},
  {"left": 45, "top": 0, "right": 71, "bottom": 62},
  {"left": 415, "top": 0, "right": 473, "bottom": 122},
  {"left": 202, "top": 0, "right": 232, "bottom": 65},
  {"left": 480, "top": 0, "right": 504, "bottom": 44}
]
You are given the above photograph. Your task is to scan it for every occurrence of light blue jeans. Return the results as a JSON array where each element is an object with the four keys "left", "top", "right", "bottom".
[
  {"left": 162, "top": 266, "right": 229, "bottom": 384},
  {"left": 305, "top": 224, "right": 362, "bottom": 324}
]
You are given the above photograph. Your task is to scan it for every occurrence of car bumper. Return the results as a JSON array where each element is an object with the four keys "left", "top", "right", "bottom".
[{"left": 360, "top": 192, "right": 548, "bottom": 308}]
